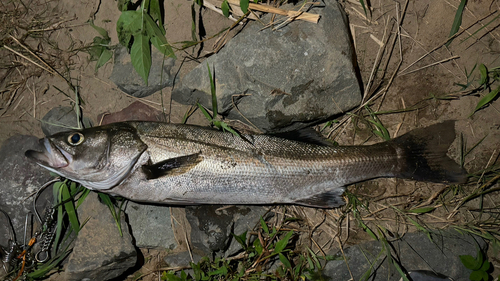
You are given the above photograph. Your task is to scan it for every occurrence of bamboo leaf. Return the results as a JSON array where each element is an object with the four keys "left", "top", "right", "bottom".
[
  {"left": 446, "top": 0, "right": 467, "bottom": 47},
  {"left": 131, "top": 34, "right": 152, "bottom": 84},
  {"left": 144, "top": 13, "right": 175, "bottom": 58}
]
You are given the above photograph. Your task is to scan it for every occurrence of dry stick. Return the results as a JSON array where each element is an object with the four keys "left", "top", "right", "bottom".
[
  {"left": 398, "top": 26, "right": 460, "bottom": 79},
  {"left": 399, "top": 56, "right": 460, "bottom": 76},
  {"left": 400, "top": 10, "right": 498, "bottom": 74},
  {"left": 329, "top": 0, "right": 408, "bottom": 137},
  {"left": 361, "top": 17, "right": 394, "bottom": 104},
  {"left": 7, "top": 36, "right": 75, "bottom": 91},
  {"left": 225, "top": 0, "right": 320, "bottom": 23},
  {"left": 375, "top": 0, "right": 406, "bottom": 112}
]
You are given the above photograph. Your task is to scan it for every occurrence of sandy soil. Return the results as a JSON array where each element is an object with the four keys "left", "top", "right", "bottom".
[{"left": 1, "top": 0, "right": 500, "bottom": 279}]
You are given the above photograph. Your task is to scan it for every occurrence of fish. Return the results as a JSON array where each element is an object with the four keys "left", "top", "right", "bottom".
[{"left": 25, "top": 121, "right": 467, "bottom": 208}]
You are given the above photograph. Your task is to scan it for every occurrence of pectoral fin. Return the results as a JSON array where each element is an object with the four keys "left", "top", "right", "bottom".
[
  {"left": 294, "top": 188, "right": 345, "bottom": 208},
  {"left": 142, "top": 152, "right": 203, "bottom": 179}
]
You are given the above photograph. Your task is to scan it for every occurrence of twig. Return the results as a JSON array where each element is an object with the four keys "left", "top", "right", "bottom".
[
  {"left": 399, "top": 56, "right": 460, "bottom": 76},
  {"left": 225, "top": 0, "right": 320, "bottom": 23}
]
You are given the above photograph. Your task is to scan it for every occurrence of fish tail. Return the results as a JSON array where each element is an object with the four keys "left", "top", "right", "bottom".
[{"left": 391, "top": 120, "right": 467, "bottom": 184}]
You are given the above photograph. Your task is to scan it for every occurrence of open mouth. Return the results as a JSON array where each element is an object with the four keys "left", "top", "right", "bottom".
[{"left": 25, "top": 138, "right": 72, "bottom": 168}]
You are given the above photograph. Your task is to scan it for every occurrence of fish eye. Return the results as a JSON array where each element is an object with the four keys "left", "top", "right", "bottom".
[{"left": 68, "top": 132, "right": 84, "bottom": 146}]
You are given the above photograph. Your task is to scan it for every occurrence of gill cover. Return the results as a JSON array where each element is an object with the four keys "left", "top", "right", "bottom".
[{"left": 26, "top": 123, "right": 148, "bottom": 190}]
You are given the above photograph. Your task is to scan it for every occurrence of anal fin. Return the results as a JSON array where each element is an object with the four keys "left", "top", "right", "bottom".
[
  {"left": 294, "top": 188, "right": 345, "bottom": 208},
  {"left": 142, "top": 152, "right": 203, "bottom": 180}
]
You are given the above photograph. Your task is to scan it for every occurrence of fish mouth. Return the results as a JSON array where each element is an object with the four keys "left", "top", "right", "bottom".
[{"left": 25, "top": 138, "right": 73, "bottom": 169}]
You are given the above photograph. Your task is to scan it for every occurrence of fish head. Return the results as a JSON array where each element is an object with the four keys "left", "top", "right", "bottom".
[{"left": 25, "top": 123, "right": 147, "bottom": 190}]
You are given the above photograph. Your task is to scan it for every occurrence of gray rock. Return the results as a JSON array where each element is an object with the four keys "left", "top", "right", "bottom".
[
  {"left": 323, "top": 230, "right": 487, "bottom": 281},
  {"left": 185, "top": 205, "right": 269, "bottom": 256},
  {"left": 0, "top": 135, "right": 53, "bottom": 251},
  {"left": 110, "top": 46, "right": 176, "bottom": 98},
  {"left": 125, "top": 201, "right": 177, "bottom": 249},
  {"left": 172, "top": 0, "right": 360, "bottom": 133},
  {"left": 164, "top": 251, "right": 203, "bottom": 267},
  {"left": 64, "top": 193, "right": 137, "bottom": 281},
  {"left": 41, "top": 106, "right": 93, "bottom": 136}
]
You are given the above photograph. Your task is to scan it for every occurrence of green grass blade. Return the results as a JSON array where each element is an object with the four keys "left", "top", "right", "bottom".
[
  {"left": 359, "top": 0, "right": 367, "bottom": 17},
  {"left": 405, "top": 207, "right": 435, "bottom": 214},
  {"left": 62, "top": 182, "right": 80, "bottom": 234},
  {"left": 197, "top": 102, "right": 213, "bottom": 122},
  {"left": 207, "top": 63, "right": 218, "bottom": 119},
  {"left": 446, "top": 0, "right": 467, "bottom": 47},
  {"left": 76, "top": 188, "right": 91, "bottom": 208},
  {"left": 220, "top": 122, "right": 240, "bottom": 137},
  {"left": 98, "top": 193, "right": 123, "bottom": 236}
]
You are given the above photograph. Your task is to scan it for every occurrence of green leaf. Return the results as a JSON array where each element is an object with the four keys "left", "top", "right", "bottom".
[
  {"left": 116, "top": 10, "right": 143, "bottom": 47},
  {"left": 279, "top": 253, "right": 292, "bottom": 269},
  {"left": 274, "top": 230, "right": 293, "bottom": 254},
  {"left": 240, "top": 0, "right": 249, "bottom": 13},
  {"left": 359, "top": 0, "right": 367, "bottom": 17},
  {"left": 470, "top": 270, "right": 488, "bottom": 281},
  {"left": 460, "top": 254, "right": 481, "bottom": 270},
  {"left": 149, "top": 0, "right": 165, "bottom": 33},
  {"left": 76, "top": 188, "right": 91, "bottom": 208},
  {"left": 254, "top": 238, "right": 263, "bottom": 255},
  {"left": 221, "top": 0, "right": 230, "bottom": 18},
  {"left": 260, "top": 216, "right": 269, "bottom": 234},
  {"left": 479, "top": 64, "right": 488, "bottom": 86},
  {"left": 446, "top": 0, "right": 467, "bottom": 47},
  {"left": 191, "top": 3, "right": 197, "bottom": 42},
  {"left": 131, "top": 34, "right": 152, "bottom": 84},
  {"left": 469, "top": 85, "right": 500, "bottom": 117},
  {"left": 89, "top": 20, "right": 110, "bottom": 40},
  {"left": 95, "top": 48, "right": 113, "bottom": 71},
  {"left": 406, "top": 206, "right": 435, "bottom": 214},
  {"left": 62, "top": 183, "right": 80, "bottom": 234},
  {"left": 480, "top": 260, "right": 490, "bottom": 271},
  {"left": 232, "top": 231, "right": 247, "bottom": 250},
  {"left": 144, "top": 13, "right": 175, "bottom": 58}
]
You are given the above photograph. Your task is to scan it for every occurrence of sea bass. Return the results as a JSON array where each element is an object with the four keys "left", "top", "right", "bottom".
[{"left": 25, "top": 121, "right": 467, "bottom": 208}]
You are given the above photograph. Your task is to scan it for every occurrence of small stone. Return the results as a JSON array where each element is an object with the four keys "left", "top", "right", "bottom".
[
  {"left": 164, "top": 251, "right": 203, "bottom": 268},
  {"left": 110, "top": 46, "right": 176, "bottom": 98},
  {"left": 125, "top": 201, "right": 177, "bottom": 249},
  {"left": 64, "top": 193, "right": 136, "bottom": 281},
  {"left": 41, "top": 106, "right": 93, "bottom": 136}
]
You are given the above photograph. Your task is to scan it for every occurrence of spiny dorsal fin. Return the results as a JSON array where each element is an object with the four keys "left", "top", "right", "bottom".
[
  {"left": 272, "top": 128, "right": 334, "bottom": 146},
  {"left": 294, "top": 188, "right": 345, "bottom": 208},
  {"left": 142, "top": 152, "right": 203, "bottom": 179}
]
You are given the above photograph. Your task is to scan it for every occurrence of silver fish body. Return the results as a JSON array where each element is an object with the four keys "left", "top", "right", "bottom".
[{"left": 25, "top": 121, "right": 467, "bottom": 208}]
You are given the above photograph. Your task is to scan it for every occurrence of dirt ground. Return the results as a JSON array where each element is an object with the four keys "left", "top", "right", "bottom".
[{"left": 1, "top": 0, "right": 500, "bottom": 279}]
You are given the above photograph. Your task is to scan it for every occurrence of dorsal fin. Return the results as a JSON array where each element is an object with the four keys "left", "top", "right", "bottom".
[
  {"left": 272, "top": 128, "right": 334, "bottom": 146},
  {"left": 142, "top": 153, "right": 203, "bottom": 179}
]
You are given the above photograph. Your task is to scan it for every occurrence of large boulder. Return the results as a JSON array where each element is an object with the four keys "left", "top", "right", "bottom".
[{"left": 172, "top": 0, "right": 361, "bottom": 132}]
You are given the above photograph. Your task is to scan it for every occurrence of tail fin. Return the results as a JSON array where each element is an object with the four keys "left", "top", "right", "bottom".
[{"left": 391, "top": 121, "right": 467, "bottom": 184}]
